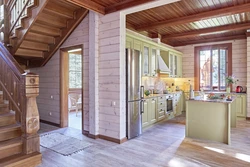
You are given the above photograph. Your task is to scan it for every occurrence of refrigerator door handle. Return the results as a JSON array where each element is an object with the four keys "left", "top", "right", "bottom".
[
  {"left": 140, "top": 86, "right": 144, "bottom": 99},
  {"left": 141, "top": 100, "right": 144, "bottom": 114}
]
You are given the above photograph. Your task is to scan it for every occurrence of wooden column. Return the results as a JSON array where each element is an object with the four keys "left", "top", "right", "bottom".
[
  {"left": 22, "top": 72, "right": 40, "bottom": 154},
  {"left": 88, "top": 11, "right": 99, "bottom": 136}
]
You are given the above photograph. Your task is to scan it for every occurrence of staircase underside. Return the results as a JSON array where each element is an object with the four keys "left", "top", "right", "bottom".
[{"left": 9, "top": 0, "right": 88, "bottom": 68}]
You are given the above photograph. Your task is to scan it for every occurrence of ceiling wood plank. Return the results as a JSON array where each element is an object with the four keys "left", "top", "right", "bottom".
[
  {"left": 105, "top": 0, "right": 155, "bottom": 14},
  {"left": 136, "top": 3, "right": 250, "bottom": 31},
  {"left": 162, "top": 23, "right": 250, "bottom": 40},
  {"left": 171, "top": 35, "right": 246, "bottom": 47},
  {"left": 64, "top": 0, "right": 105, "bottom": 14}
]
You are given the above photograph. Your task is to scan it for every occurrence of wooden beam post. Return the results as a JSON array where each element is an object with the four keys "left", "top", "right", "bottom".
[{"left": 22, "top": 72, "right": 40, "bottom": 154}]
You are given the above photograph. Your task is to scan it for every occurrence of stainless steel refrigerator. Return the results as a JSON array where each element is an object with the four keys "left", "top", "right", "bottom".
[{"left": 126, "top": 48, "right": 144, "bottom": 139}]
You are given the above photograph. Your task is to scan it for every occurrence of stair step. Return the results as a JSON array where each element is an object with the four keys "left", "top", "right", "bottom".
[
  {"left": 0, "top": 91, "right": 3, "bottom": 103},
  {"left": 0, "top": 152, "right": 41, "bottom": 167},
  {"left": 0, "top": 138, "right": 22, "bottom": 159},
  {"left": 0, "top": 103, "right": 9, "bottom": 114},
  {"left": 0, "top": 124, "right": 22, "bottom": 142},
  {"left": 0, "top": 112, "right": 16, "bottom": 127}
]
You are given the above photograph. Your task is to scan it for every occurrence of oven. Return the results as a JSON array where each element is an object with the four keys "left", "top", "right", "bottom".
[{"left": 166, "top": 94, "right": 173, "bottom": 113}]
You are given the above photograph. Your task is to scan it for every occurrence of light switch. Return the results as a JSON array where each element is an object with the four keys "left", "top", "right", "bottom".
[{"left": 50, "top": 95, "right": 53, "bottom": 99}]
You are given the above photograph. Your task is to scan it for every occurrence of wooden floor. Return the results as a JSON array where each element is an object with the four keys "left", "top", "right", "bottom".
[{"left": 38, "top": 114, "right": 250, "bottom": 167}]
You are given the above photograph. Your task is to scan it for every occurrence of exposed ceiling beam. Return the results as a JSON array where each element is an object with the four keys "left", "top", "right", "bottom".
[
  {"left": 162, "top": 22, "right": 250, "bottom": 40},
  {"left": 171, "top": 35, "right": 246, "bottom": 47},
  {"left": 105, "top": 0, "right": 155, "bottom": 14},
  {"left": 136, "top": 3, "right": 250, "bottom": 31},
  {"left": 64, "top": 0, "right": 105, "bottom": 14}
]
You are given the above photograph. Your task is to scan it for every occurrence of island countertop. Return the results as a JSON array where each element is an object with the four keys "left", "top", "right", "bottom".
[{"left": 187, "top": 96, "right": 237, "bottom": 104}]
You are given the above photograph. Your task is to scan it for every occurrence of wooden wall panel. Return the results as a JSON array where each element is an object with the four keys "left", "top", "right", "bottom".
[
  {"left": 175, "top": 39, "right": 247, "bottom": 92},
  {"left": 30, "top": 15, "right": 90, "bottom": 127},
  {"left": 98, "top": 12, "right": 126, "bottom": 140},
  {"left": 247, "top": 37, "right": 250, "bottom": 117}
]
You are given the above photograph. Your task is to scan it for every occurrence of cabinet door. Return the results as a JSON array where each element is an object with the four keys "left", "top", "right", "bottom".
[
  {"left": 142, "top": 100, "right": 149, "bottom": 127},
  {"left": 149, "top": 98, "right": 157, "bottom": 124},
  {"left": 134, "top": 39, "right": 142, "bottom": 51},
  {"left": 151, "top": 48, "right": 157, "bottom": 77},
  {"left": 177, "top": 55, "right": 182, "bottom": 78},
  {"left": 142, "top": 44, "right": 150, "bottom": 76},
  {"left": 236, "top": 95, "right": 246, "bottom": 117}
]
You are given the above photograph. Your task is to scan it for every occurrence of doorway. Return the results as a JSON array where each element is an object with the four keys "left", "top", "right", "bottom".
[{"left": 60, "top": 45, "right": 84, "bottom": 131}]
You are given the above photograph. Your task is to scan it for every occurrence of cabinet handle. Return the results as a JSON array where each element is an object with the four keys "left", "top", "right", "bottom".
[{"left": 141, "top": 100, "right": 144, "bottom": 114}]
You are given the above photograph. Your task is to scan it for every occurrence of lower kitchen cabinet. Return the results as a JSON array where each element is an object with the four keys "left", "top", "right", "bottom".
[
  {"left": 157, "top": 96, "right": 166, "bottom": 121},
  {"left": 236, "top": 94, "right": 246, "bottom": 118},
  {"left": 149, "top": 98, "right": 157, "bottom": 124},
  {"left": 142, "top": 98, "right": 157, "bottom": 128},
  {"left": 173, "top": 92, "right": 183, "bottom": 116}
]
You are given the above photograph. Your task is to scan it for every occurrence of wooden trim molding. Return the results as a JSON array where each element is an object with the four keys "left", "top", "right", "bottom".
[
  {"left": 194, "top": 43, "right": 232, "bottom": 91},
  {"left": 40, "top": 119, "right": 60, "bottom": 127},
  {"left": 83, "top": 130, "right": 128, "bottom": 144}
]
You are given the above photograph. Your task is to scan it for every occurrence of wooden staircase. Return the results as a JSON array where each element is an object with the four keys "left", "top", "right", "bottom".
[
  {"left": 5, "top": 0, "right": 88, "bottom": 68},
  {"left": 0, "top": 91, "right": 41, "bottom": 167}
]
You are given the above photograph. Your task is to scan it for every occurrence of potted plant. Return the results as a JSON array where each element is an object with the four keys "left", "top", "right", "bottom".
[{"left": 226, "top": 75, "right": 236, "bottom": 93}]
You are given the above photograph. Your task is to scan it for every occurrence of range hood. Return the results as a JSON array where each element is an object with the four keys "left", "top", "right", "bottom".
[{"left": 157, "top": 55, "right": 170, "bottom": 73}]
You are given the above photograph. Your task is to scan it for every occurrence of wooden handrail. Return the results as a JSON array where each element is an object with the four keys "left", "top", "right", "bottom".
[{"left": 0, "top": 41, "right": 40, "bottom": 154}]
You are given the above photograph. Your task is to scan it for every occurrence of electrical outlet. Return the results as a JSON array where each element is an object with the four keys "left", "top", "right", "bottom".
[
  {"left": 49, "top": 112, "right": 52, "bottom": 116},
  {"left": 50, "top": 95, "right": 53, "bottom": 99}
]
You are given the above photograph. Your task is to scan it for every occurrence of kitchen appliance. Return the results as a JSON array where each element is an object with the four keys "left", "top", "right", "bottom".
[
  {"left": 126, "top": 48, "right": 143, "bottom": 139},
  {"left": 236, "top": 86, "right": 243, "bottom": 93},
  {"left": 166, "top": 94, "right": 173, "bottom": 113}
]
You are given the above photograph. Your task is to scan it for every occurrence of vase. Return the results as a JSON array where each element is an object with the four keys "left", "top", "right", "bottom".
[{"left": 226, "top": 87, "right": 230, "bottom": 93}]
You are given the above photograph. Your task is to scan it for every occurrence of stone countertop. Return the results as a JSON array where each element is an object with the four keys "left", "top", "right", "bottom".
[
  {"left": 193, "top": 91, "right": 247, "bottom": 95},
  {"left": 143, "top": 91, "right": 183, "bottom": 99},
  {"left": 187, "top": 96, "right": 237, "bottom": 104}
]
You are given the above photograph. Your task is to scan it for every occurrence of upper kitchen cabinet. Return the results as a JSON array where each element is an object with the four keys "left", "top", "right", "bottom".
[
  {"left": 160, "top": 51, "right": 182, "bottom": 78},
  {"left": 126, "top": 36, "right": 133, "bottom": 49},
  {"left": 126, "top": 31, "right": 182, "bottom": 78},
  {"left": 150, "top": 46, "right": 158, "bottom": 77},
  {"left": 142, "top": 43, "right": 150, "bottom": 76}
]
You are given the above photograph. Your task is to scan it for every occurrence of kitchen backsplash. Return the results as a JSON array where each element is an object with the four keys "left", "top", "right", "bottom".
[{"left": 142, "top": 76, "right": 194, "bottom": 92}]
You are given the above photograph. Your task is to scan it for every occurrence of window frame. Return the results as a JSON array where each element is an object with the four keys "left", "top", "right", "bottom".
[{"left": 194, "top": 43, "right": 232, "bottom": 91}]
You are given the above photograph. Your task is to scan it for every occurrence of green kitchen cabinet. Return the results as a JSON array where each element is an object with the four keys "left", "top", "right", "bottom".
[
  {"left": 126, "top": 37, "right": 133, "bottom": 49},
  {"left": 142, "top": 44, "right": 150, "bottom": 76},
  {"left": 150, "top": 47, "right": 158, "bottom": 77},
  {"left": 236, "top": 94, "right": 246, "bottom": 118},
  {"left": 177, "top": 56, "right": 182, "bottom": 78},
  {"left": 142, "top": 99, "right": 149, "bottom": 127},
  {"left": 149, "top": 98, "right": 157, "bottom": 124},
  {"left": 157, "top": 96, "right": 166, "bottom": 121},
  {"left": 160, "top": 51, "right": 182, "bottom": 78}
]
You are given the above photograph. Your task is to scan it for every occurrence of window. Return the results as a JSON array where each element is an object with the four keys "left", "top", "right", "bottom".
[
  {"left": 68, "top": 50, "right": 82, "bottom": 88},
  {"left": 194, "top": 43, "right": 232, "bottom": 91}
]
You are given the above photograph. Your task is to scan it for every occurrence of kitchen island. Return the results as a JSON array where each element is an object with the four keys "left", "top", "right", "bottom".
[{"left": 186, "top": 96, "right": 237, "bottom": 145}]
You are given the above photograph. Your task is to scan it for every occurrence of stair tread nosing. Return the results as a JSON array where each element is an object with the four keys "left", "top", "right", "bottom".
[
  {"left": 0, "top": 137, "right": 22, "bottom": 150},
  {"left": 0, "top": 112, "right": 14, "bottom": 117},
  {"left": 0, "top": 103, "right": 8, "bottom": 108},
  {"left": 0, "top": 124, "right": 22, "bottom": 142},
  {"left": 0, "top": 152, "right": 41, "bottom": 167}
]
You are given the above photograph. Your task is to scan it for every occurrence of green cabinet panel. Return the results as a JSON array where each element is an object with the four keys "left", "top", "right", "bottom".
[
  {"left": 236, "top": 95, "right": 246, "bottom": 118},
  {"left": 160, "top": 50, "right": 182, "bottom": 78},
  {"left": 157, "top": 96, "right": 166, "bottom": 121},
  {"left": 126, "top": 37, "right": 133, "bottom": 49},
  {"left": 149, "top": 98, "right": 157, "bottom": 124}
]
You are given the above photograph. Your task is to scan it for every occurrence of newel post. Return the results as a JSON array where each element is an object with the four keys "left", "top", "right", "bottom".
[{"left": 22, "top": 72, "right": 40, "bottom": 154}]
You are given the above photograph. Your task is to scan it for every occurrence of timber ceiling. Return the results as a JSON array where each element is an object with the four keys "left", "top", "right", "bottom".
[{"left": 126, "top": 0, "right": 250, "bottom": 46}]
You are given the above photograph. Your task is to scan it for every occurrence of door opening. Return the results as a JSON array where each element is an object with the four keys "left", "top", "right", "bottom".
[{"left": 60, "top": 45, "right": 84, "bottom": 132}]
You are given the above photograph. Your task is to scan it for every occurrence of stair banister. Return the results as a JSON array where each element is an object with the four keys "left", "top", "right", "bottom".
[{"left": 0, "top": 42, "right": 40, "bottom": 154}]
